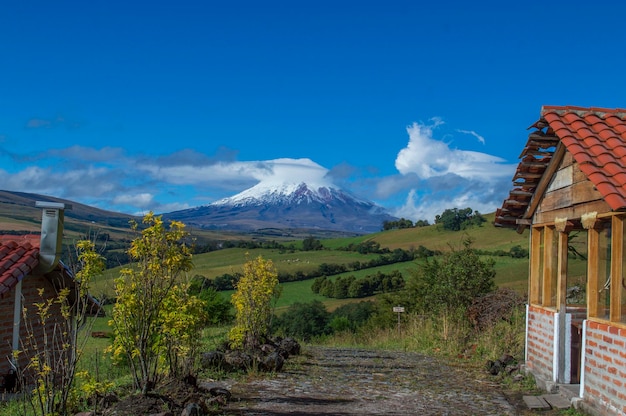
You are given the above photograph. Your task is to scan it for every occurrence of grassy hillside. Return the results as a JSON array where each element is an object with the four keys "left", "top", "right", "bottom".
[
  {"left": 1, "top": 193, "right": 532, "bottom": 310},
  {"left": 363, "top": 213, "right": 527, "bottom": 252},
  {"left": 92, "top": 215, "right": 532, "bottom": 311}
]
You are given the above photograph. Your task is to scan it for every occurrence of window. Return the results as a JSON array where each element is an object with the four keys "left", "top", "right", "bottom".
[
  {"left": 543, "top": 226, "right": 558, "bottom": 308},
  {"left": 566, "top": 230, "right": 588, "bottom": 307}
]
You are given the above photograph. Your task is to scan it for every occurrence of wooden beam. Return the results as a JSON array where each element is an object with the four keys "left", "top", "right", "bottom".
[
  {"left": 528, "top": 132, "right": 559, "bottom": 142},
  {"left": 523, "top": 143, "right": 566, "bottom": 222}
]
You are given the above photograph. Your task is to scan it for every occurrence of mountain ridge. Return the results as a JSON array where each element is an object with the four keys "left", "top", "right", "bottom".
[
  {"left": 164, "top": 181, "right": 397, "bottom": 234},
  {"left": 0, "top": 181, "right": 398, "bottom": 235}
]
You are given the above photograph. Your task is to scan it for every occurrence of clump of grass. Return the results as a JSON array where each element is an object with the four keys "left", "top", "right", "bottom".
[{"left": 319, "top": 304, "right": 526, "bottom": 369}]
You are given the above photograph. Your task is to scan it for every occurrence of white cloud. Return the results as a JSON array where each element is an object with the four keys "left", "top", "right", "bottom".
[
  {"left": 253, "top": 158, "right": 331, "bottom": 186},
  {"left": 113, "top": 193, "right": 154, "bottom": 208},
  {"left": 395, "top": 121, "right": 512, "bottom": 181},
  {"left": 139, "top": 157, "right": 331, "bottom": 189},
  {"left": 1, "top": 125, "right": 516, "bottom": 223},
  {"left": 389, "top": 119, "right": 516, "bottom": 222},
  {"left": 393, "top": 186, "right": 504, "bottom": 224},
  {"left": 457, "top": 129, "right": 486, "bottom": 145}
]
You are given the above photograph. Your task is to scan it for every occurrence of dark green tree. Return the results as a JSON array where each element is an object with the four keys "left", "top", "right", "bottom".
[
  {"left": 406, "top": 238, "right": 496, "bottom": 315},
  {"left": 272, "top": 301, "right": 330, "bottom": 340},
  {"left": 435, "top": 207, "right": 485, "bottom": 231},
  {"left": 302, "top": 236, "right": 323, "bottom": 251}
]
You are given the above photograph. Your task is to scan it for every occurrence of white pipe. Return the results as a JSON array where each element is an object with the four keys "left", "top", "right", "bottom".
[
  {"left": 553, "top": 311, "right": 559, "bottom": 383},
  {"left": 525, "top": 304, "right": 529, "bottom": 364},
  {"left": 564, "top": 313, "right": 572, "bottom": 384},
  {"left": 11, "top": 279, "right": 22, "bottom": 369},
  {"left": 579, "top": 319, "right": 587, "bottom": 398}
]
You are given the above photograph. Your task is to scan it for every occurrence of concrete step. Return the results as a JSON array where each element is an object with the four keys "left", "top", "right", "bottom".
[
  {"left": 543, "top": 393, "right": 572, "bottom": 409},
  {"left": 523, "top": 392, "right": 574, "bottom": 411},
  {"left": 523, "top": 395, "right": 551, "bottom": 410}
]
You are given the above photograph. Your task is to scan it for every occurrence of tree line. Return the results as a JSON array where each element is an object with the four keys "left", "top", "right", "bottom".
[{"left": 311, "top": 270, "right": 405, "bottom": 299}]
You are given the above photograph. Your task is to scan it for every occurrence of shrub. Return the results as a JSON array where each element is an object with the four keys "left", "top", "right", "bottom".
[{"left": 229, "top": 256, "right": 281, "bottom": 350}]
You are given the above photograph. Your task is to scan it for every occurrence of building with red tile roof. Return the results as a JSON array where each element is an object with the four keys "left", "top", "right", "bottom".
[
  {"left": 0, "top": 203, "right": 95, "bottom": 392},
  {"left": 496, "top": 106, "right": 626, "bottom": 416}
]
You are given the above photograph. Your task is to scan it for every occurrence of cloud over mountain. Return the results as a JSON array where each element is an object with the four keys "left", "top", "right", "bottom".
[{"left": 1, "top": 117, "right": 516, "bottom": 223}]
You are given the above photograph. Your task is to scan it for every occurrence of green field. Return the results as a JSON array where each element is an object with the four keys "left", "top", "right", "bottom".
[
  {"left": 89, "top": 214, "right": 532, "bottom": 313},
  {"left": 1, "top": 201, "right": 532, "bottom": 311}
]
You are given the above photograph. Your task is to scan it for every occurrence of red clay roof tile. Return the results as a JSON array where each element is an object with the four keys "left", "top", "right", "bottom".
[
  {"left": 495, "top": 106, "right": 626, "bottom": 229},
  {"left": 0, "top": 237, "right": 40, "bottom": 296}
]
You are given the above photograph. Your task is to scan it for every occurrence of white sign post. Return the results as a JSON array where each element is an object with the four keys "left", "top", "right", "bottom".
[{"left": 393, "top": 306, "right": 405, "bottom": 333}]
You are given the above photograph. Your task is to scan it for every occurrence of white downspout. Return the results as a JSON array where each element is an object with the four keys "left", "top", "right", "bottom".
[{"left": 525, "top": 304, "right": 529, "bottom": 364}]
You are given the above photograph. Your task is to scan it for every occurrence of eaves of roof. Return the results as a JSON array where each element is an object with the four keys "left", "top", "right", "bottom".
[{"left": 495, "top": 106, "right": 626, "bottom": 231}]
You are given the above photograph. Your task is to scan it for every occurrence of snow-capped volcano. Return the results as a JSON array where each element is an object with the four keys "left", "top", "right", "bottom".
[
  {"left": 211, "top": 181, "right": 367, "bottom": 208},
  {"left": 164, "top": 158, "right": 397, "bottom": 234}
]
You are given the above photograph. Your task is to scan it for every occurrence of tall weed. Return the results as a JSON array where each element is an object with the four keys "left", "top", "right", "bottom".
[{"left": 320, "top": 305, "right": 526, "bottom": 367}]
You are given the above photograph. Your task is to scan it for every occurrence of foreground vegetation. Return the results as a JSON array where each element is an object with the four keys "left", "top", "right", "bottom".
[{"left": 3, "top": 210, "right": 575, "bottom": 415}]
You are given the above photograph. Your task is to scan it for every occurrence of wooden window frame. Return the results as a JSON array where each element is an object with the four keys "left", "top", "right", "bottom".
[{"left": 530, "top": 213, "right": 626, "bottom": 327}]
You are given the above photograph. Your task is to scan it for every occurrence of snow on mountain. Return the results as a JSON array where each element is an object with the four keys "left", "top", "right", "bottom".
[
  {"left": 164, "top": 158, "right": 397, "bottom": 234},
  {"left": 211, "top": 181, "right": 368, "bottom": 207}
]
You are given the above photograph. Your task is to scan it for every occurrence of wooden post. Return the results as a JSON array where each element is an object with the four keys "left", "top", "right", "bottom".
[
  {"left": 543, "top": 227, "right": 555, "bottom": 306},
  {"left": 556, "top": 229, "right": 569, "bottom": 383},
  {"left": 587, "top": 227, "right": 600, "bottom": 318},
  {"left": 611, "top": 216, "right": 623, "bottom": 322},
  {"left": 530, "top": 227, "right": 542, "bottom": 304}
]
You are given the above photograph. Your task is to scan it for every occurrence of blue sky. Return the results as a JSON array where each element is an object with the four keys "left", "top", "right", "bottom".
[{"left": 2, "top": 1, "right": 626, "bottom": 223}]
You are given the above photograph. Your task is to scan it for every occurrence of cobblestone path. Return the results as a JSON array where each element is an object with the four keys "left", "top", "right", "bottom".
[{"left": 222, "top": 346, "right": 519, "bottom": 415}]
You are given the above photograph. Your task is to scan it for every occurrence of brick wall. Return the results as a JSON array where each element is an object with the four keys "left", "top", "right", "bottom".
[
  {"left": 583, "top": 320, "right": 626, "bottom": 415},
  {"left": 0, "top": 273, "right": 66, "bottom": 384},
  {"left": 526, "top": 305, "right": 556, "bottom": 382},
  {"left": 0, "top": 289, "right": 17, "bottom": 376}
]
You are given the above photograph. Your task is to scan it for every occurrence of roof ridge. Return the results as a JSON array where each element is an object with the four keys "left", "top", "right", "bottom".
[{"left": 541, "top": 105, "right": 626, "bottom": 119}]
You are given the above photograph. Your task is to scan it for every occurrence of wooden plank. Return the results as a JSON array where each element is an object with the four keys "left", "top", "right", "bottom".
[
  {"left": 547, "top": 165, "right": 573, "bottom": 192},
  {"left": 561, "top": 151, "right": 574, "bottom": 167},
  {"left": 528, "top": 132, "right": 559, "bottom": 142},
  {"left": 535, "top": 198, "right": 610, "bottom": 224},
  {"left": 573, "top": 163, "right": 587, "bottom": 183},
  {"left": 540, "top": 180, "right": 602, "bottom": 212}
]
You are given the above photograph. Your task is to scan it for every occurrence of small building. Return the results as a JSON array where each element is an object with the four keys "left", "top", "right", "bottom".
[
  {"left": 495, "top": 105, "right": 626, "bottom": 416},
  {"left": 0, "top": 202, "right": 90, "bottom": 391}
]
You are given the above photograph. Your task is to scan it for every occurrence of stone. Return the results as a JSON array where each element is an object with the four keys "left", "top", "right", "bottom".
[{"left": 523, "top": 395, "right": 551, "bottom": 410}]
